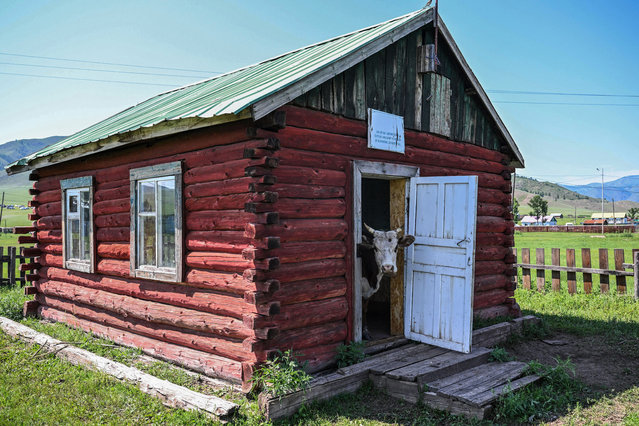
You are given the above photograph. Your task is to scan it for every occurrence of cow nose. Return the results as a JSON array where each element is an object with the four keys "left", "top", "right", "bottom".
[{"left": 382, "top": 264, "right": 394, "bottom": 273}]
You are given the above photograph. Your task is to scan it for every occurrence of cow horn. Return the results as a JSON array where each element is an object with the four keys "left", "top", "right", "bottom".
[
  {"left": 363, "top": 223, "right": 376, "bottom": 236},
  {"left": 395, "top": 227, "right": 403, "bottom": 236}
]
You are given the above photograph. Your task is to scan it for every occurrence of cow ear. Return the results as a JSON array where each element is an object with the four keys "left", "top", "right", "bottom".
[{"left": 398, "top": 235, "right": 415, "bottom": 247}]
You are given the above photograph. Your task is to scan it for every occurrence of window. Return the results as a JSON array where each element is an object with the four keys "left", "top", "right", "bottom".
[
  {"left": 61, "top": 176, "right": 94, "bottom": 273},
  {"left": 130, "top": 161, "right": 183, "bottom": 281}
]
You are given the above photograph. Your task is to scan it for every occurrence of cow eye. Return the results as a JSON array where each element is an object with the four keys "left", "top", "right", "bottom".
[{"left": 388, "top": 238, "right": 392, "bottom": 242}]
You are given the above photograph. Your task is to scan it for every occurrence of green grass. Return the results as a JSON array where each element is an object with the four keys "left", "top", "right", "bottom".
[{"left": 0, "top": 331, "right": 214, "bottom": 425}]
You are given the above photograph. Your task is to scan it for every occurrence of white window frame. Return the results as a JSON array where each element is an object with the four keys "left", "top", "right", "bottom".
[
  {"left": 61, "top": 176, "right": 95, "bottom": 273},
  {"left": 130, "top": 161, "right": 183, "bottom": 282}
]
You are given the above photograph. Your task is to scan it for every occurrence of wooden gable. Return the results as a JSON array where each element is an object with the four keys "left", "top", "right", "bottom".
[{"left": 291, "top": 23, "right": 505, "bottom": 155}]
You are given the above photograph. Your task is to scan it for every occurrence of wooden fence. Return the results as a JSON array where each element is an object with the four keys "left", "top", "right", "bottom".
[
  {"left": 0, "top": 247, "right": 34, "bottom": 286},
  {"left": 516, "top": 225, "right": 636, "bottom": 233},
  {"left": 514, "top": 248, "right": 639, "bottom": 298}
]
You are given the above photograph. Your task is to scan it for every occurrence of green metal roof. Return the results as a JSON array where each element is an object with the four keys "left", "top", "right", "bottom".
[{"left": 8, "top": 8, "right": 432, "bottom": 172}]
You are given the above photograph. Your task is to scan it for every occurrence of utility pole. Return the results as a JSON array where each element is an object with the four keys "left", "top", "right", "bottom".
[
  {"left": 597, "top": 168, "right": 604, "bottom": 235},
  {"left": 574, "top": 205, "right": 577, "bottom": 224},
  {"left": 612, "top": 198, "right": 616, "bottom": 226}
]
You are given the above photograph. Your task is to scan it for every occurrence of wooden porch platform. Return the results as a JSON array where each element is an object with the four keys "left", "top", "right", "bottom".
[{"left": 259, "top": 316, "right": 541, "bottom": 420}]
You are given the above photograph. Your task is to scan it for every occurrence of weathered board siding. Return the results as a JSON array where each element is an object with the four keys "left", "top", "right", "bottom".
[
  {"left": 292, "top": 25, "right": 503, "bottom": 152},
  {"left": 30, "top": 120, "right": 283, "bottom": 387}
]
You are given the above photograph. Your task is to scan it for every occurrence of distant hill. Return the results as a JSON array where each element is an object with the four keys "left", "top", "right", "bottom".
[
  {"left": 516, "top": 176, "right": 597, "bottom": 202},
  {"left": 0, "top": 136, "right": 66, "bottom": 187},
  {"left": 562, "top": 175, "right": 639, "bottom": 203},
  {"left": 515, "top": 176, "right": 639, "bottom": 221}
]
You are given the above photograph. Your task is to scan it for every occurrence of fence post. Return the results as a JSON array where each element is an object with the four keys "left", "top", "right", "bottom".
[
  {"left": 536, "top": 248, "right": 545, "bottom": 292},
  {"left": 634, "top": 251, "right": 639, "bottom": 300},
  {"left": 614, "top": 249, "right": 626, "bottom": 294},
  {"left": 522, "top": 248, "right": 531, "bottom": 290},
  {"left": 0, "top": 247, "right": 4, "bottom": 285},
  {"left": 582, "top": 248, "right": 592, "bottom": 294},
  {"left": 8, "top": 247, "right": 16, "bottom": 286},
  {"left": 18, "top": 253, "right": 25, "bottom": 285},
  {"left": 551, "top": 248, "right": 561, "bottom": 292},
  {"left": 599, "top": 249, "right": 609, "bottom": 294},
  {"left": 567, "top": 249, "right": 576, "bottom": 294}
]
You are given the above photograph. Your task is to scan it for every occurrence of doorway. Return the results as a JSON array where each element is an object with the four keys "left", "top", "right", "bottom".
[{"left": 352, "top": 161, "right": 419, "bottom": 342}]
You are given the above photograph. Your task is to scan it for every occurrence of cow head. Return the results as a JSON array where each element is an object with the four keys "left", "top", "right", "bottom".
[{"left": 360, "top": 223, "right": 415, "bottom": 277}]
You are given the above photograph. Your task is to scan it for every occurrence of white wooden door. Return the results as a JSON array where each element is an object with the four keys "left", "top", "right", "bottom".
[{"left": 404, "top": 176, "right": 478, "bottom": 353}]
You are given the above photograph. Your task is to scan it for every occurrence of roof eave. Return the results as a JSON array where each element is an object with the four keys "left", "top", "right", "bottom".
[{"left": 5, "top": 110, "right": 251, "bottom": 175}]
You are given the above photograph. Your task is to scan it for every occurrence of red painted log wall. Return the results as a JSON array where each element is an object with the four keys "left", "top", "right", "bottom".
[
  {"left": 30, "top": 120, "right": 281, "bottom": 386},
  {"left": 29, "top": 104, "right": 518, "bottom": 387}
]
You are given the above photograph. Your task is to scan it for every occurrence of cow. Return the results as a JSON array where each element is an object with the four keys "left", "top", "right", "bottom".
[{"left": 357, "top": 223, "right": 415, "bottom": 340}]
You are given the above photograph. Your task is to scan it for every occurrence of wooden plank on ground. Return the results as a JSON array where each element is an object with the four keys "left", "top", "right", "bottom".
[
  {"left": 536, "top": 248, "right": 545, "bottom": 292},
  {"left": 615, "top": 249, "right": 626, "bottom": 294},
  {"left": 259, "top": 370, "right": 369, "bottom": 420},
  {"left": 467, "top": 374, "right": 540, "bottom": 406},
  {"left": 336, "top": 343, "right": 419, "bottom": 376},
  {"left": 567, "top": 249, "right": 576, "bottom": 294},
  {"left": 364, "top": 337, "right": 410, "bottom": 356},
  {"left": 369, "top": 345, "right": 448, "bottom": 376},
  {"left": 582, "top": 248, "right": 592, "bottom": 294},
  {"left": 551, "top": 248, "right": 560, "bottom": 292},
  {"left": 385, "top": 378, "right": 420, "bottom": 404},
  {"left": 521, "top": 248, "right": 531, "bottom": 290},
  {"left": 442, "top": 362, "right": 527, "bottom": 404},
  {"left": 421, "top": 391, "right": 492, "bottom": 420},
  {"left": 386, "top": 347, "right": 491, "bottom": 384},
  {"left": 0, "top": 316, "right": 237, "bottom": 419},
  {"left": 599, "top": 249, "right": 609, "bottom": 293},
  {"left": 471, "top": 322, "right": 512, "bottom": 348}
]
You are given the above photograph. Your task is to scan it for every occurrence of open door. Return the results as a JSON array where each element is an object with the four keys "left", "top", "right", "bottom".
[{"left": 404, "top": 176, "right": 478, "bottom": 353}]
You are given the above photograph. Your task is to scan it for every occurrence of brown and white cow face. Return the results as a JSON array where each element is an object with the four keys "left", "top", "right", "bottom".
[{"left": 361, "top": 224, "right": 415, "bottom": 277}]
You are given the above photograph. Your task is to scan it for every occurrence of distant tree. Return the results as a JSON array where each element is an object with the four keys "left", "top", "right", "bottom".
[
  {"left": 512, "top": 199, "right": 520, "bottom": 219},
  {"left": 528, "top": 195, "right": 548, "bottom": 223},
  {"left": 628, "top": 207, "right": 639, "bottom": 221}
]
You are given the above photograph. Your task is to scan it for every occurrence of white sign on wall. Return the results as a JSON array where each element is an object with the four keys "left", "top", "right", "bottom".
[{"left": 367, "top": 108, "right": 405, "bottom": 154}]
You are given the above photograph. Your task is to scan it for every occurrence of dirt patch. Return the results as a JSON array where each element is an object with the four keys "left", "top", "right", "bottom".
[{"left": 508, "top": 332, "right": 639, "bottom": 393}]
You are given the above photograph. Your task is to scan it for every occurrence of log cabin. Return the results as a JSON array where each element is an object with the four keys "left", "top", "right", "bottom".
[{"left": 6, "top": 7, "right": 524, "bottom": 389}]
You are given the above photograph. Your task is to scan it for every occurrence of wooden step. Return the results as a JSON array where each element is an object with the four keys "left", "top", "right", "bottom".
[
  {"left": 427, "top": 361, "right": 527, "bottom": 396},
  {"left": 369, "top": 345, "right": 448, "bottom": 376},
  {"left": 385, "top": 347, "right": 492, "bottom": 384},
  {"left": 336, "top": 343, "right": 420, "bottom": 376},
  {"left": 467, "top": 374, "right": 540, "bottom": 407}
]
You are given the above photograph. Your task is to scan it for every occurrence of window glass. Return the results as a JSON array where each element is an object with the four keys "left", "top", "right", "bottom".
[
  {"left": 130, "top": 162, "right": 181, "bottom": 281},
  {"left": 140, "top": 215, "right": 156, "bottom": 266},
  {"left": 68, "top": 195, "right": 78, "bottom": 213},
  {"left": 69, "top": 218, "right": 80, "bottom": 260},
  {"left": 81, "top": 190, "right": 91, "bottom": 260},
  {"left": 159, "top": 179, "right": 176, "bottom": 268},
  {"left": 139, "top": 181, "right": 156, "bottom": 213},
  {"left": 62, "top": 178, "right": 93, "bottom": 273}
]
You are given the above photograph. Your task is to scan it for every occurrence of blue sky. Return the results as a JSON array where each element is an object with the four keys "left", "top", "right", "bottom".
[{"left": 1, "top": 0, "right": 638, "bottom": 185}]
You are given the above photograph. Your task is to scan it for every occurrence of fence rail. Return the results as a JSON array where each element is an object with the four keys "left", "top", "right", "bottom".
[
  {"left": 514, "top": 248, "right": 639, "bottom": 298},
  {"left": 0, "top": 246, "right": 33, "bottom": 286},
  {"left": 516, "top": 225, "right": 637, "bottom": 233}
]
